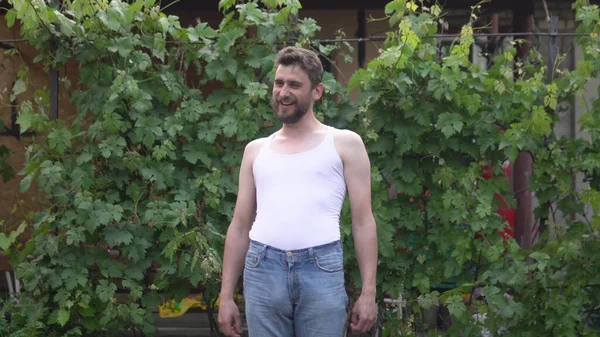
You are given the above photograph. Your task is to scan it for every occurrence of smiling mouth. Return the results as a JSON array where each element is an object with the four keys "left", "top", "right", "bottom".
[{"left": 279, "top": 101, "right": 295, "bottom": 106}]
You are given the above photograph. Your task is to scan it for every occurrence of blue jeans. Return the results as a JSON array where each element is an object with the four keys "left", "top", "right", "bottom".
[{"left": 243, "top": 240, "right": 349, "bottom": 337}]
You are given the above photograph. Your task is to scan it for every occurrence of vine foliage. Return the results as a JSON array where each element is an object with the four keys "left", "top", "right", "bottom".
[
  {"left": 2, "top": 0, "right": 352, "bottom": 335},
  {"left": 2, "top": 0, "right": 600, "bottom": 336},
  {"left": 345, "top": 0, "right": 600, "bottom": 335}
]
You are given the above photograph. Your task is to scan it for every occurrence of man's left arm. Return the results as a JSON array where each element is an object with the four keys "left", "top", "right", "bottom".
[{"left": 338, "top": 130, "right": 378, "bottom": 333}]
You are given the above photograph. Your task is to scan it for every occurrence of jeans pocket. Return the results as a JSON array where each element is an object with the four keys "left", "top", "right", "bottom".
[
  {"left": 315, "top": 249, "right": 344, "bottom": 272},
  {"left": 245, "top": 250, "right": 262, "bottom": 269}
]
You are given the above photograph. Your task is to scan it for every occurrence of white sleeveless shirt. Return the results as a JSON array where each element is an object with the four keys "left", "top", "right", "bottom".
[{"left": 249, "top": 126, "right": 346, "bottom": 250}]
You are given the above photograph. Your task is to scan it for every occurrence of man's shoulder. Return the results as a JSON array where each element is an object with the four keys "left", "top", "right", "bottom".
[
  {"left": 245, "top": 137, "right": 266, "bottom": 153},
  {"left": 246, "top": 137, "right": 267, "bottom": 148},
  {"left": 331, "top": 128, "right": 364, "bottom": 148},
  {"left": 243, "top": 136, "right": 270, "bottom": 163},
  {"left": 330, "top": 127, "right": 366, "bottom": 164}
]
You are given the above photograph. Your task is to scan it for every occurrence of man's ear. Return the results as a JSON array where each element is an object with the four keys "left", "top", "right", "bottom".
[{"left": 313, "top": 83, "right": 325, "bottom": 101}]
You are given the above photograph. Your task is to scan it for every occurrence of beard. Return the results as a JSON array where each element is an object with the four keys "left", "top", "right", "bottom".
[{"left": 272, "top": 95, "right": 311, "bottom": 124}]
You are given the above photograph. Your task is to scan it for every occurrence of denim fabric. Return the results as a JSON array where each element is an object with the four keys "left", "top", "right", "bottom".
[{"left": 243, "top": 240, "right": 348, "bottom": 337}]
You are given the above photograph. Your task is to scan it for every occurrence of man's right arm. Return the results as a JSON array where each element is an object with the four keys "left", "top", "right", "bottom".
[{"left": 219, "top": 139, "right": 262, "bottom": 301}]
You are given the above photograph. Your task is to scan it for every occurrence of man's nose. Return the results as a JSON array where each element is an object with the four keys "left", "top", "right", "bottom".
[{"left": 279, "top": 85, "right": 290, "bottom": 97}]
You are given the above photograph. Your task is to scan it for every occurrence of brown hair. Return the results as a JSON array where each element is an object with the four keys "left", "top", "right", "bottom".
[{"left": 275, "top": 46, "right": 323, "bottom": 87}]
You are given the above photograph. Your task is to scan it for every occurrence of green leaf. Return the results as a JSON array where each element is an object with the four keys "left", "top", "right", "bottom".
[
  {"left": 96, "top": 280, "right": 117, "bottom": 302},
  {"left": 56, "top": 11, "right": 75, "bottom": 36},
  {"left": 122, "top": 279, "right": 143, "bottom": 300},
  {"left": 182, "top": 143, "right": 211, "bottom": 166},
  {"left": 76, "top": 152, "right": 94, "bottom": 165},
  {"left": 188, "top": 22, "right": 217, "bottom": 42},
  {"left": 217, "top": 27, "right": 245, "bottom": 52},
  {"left": 412, "top": 273, "right": 430, "bottom": 294},
  {"left": 237, "top": 2, "right": 266, "bottom": 25},
  {"left": 436, "top": 112, "right": 463, "bottom": 138},
  {"left": 219, "top": 113, "right": 238, "bottom": 137},
  {"left": 48, "top": 128, "right": 72, "bottom": 154},
  {"left": 262, "top": 0, "right": 278, "bottom": 8},
  {"left": 0, "top": 234, "right": 11, "bottom": 251},
  {"left": 122, "top": 241, "right": 147, "bottom": 262},
  {"left": 197, "top": 123, "right": 219, "bottom": 143},
  {"left": 298, "top": 18, "right": 319, "bottom": 36},
  {"left": 5, "top": 9, "right": 16, "bottom": 27},
  {"left": 244, "top": 82, "right": 269, "bottom": 100},
  {"left": 529, "top": 251, "right": 550, "bottom": 262},
  {"left": 78, "top": 307, "right": 95, "bottom": 318},
  {"left": 218, "top": 0, "right": 236, "bottom": 11},
  {"left": 385, "top": 0, "right": 407, "bottom": 15},
  {"left": 475, "top": 200, "right": 493, "bottom": 218},
  {"left": 104, "top": 227, "right": 134, "bottom": 247},
  {"left": 494, "top": 80, "right": 506, "bottom": 94},
  {"left": 99, "top": 10, "right": 121, "bottom": 31},
  {"left": 152, "top": 32, "right": 166, "bottom": 60},
  {"left": 158, "top": 16, "right": 169, "bottom": 33},
  {"left": 66, "top": 227, "right": 85, "bottom": 246},
  {"left": 11, "top": 78, "right": 27, "bottom": 101},
  {"left": 124, "top": 263, "right": 146, "bottom": 281},
  {"left": 348, "top": 68, "right": 368, "bottom": 91},
  {"left": 57, "top": 309, "right": 70, "bottom": 326},
  {"left": 19, "top": 174, "right": 34, "bottom": 192},
  {"left": 61, "top": 268, "right": 88, "bottom": 291},
  {"left": 445, "top": 294, "right": 467, "bottom": 319},
  {"left": 132, "top": 51, "right": 151, "bottom": 71},
  {"left": 140, "top": 163, "right": 174, "bottom": 190},
  {"left": 531, "top": 105, "right": 552, "bottom": 137},
  {"left": 129, "top": 303, "right": 150, "bottom": 326},
  {"left": 417, "top": 291, "right": 440, "bottom": 309},
  {"left": 246, "top": 45, "right": 272, "bottom": 68},
  {"left": 223, "top": 58, "right": 238, "bottom": 76},
  {"left": 99, "top": 136, "right": 127, "bottom": 158},
  {"left": 97, "top": 259, "right": 125, "bottom": 278}
]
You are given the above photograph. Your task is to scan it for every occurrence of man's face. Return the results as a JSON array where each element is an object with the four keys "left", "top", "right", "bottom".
[{"left": 271, "top": 65, "right": 322, "bottom": 124}]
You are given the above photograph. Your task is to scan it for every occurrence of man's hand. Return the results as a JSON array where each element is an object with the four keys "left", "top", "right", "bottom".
[
  {"left": 218, "top": 299, "right": 242, "bottom": 337},
  {"left": 350, "top": 293, "right": 378, "bottom": 333}
]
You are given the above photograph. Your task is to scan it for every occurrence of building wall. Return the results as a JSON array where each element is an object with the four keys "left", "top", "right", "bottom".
[
  {"left": 299, "top": 10, "right": 360, "bottom": 87},
  {"left": 0, "top": 15, "right": 79, "bottom": 236}
]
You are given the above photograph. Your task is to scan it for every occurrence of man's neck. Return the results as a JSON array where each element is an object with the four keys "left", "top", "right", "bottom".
[{"left": 279, "top": 112, "right": 323, "bottom": 138}]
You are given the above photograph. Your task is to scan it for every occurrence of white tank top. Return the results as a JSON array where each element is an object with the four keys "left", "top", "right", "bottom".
[{"left": 249, "top": 126, "right": 346, "bottom": 250}]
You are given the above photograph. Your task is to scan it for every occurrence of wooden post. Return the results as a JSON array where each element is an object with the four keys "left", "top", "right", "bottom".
[
  {"left": 511, "top": 0, "right": 535, "bottom": 249},
  {"left": 49, "top": 0, "right": 62, "bottom": 121}
]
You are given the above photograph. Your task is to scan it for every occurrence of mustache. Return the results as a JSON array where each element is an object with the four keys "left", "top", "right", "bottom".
[{"left": 276, "top": 97, "right": 297, "bottom": 104}]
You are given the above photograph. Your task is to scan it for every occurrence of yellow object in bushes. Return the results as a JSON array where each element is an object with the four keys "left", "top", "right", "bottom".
[
  {"left": 158, "top": 293, "right": 243, "bottom": 318},
  {"left": 159, "top": 294, "right": 207, "bottom": 318}
]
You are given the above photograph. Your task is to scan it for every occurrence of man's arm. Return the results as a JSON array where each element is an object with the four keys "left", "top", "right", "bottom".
[
  {"left": 218, "top": 139, "right": 261, "bottom": 336},
  {"left": 220, "top": 139, "right": 261, "bottom": 299},
  {"left": 338, "top": 130, "right": 378, "bottom": 295},
  {"left": 336, "top": 130, "right": 378, "bottom": 333}
]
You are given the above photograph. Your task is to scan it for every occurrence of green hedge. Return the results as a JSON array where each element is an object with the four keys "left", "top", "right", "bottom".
[{"left": 1, "top": 0, "right": 599, "bottom": 336}]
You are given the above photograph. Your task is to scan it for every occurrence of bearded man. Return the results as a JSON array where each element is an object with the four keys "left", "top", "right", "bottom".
[{"left": 217, "top": 46, "right": 378, "bottom": 337}]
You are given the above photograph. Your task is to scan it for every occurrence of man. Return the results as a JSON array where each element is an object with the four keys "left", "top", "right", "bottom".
[{"left": 218, "top": 46, "right": 378, "bottom": 337}]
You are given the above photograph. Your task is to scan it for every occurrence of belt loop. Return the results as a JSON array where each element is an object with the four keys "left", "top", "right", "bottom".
[
  {"left": 260, "top": 242, "right": 267, "bottom": 258},
  {"left": 308, "top": 247, "right": 315, "bottom": 259}
]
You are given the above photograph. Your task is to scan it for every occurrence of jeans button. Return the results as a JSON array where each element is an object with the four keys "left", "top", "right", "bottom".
[{"left": 286, "top": 252, "right": 292, "bottom": 257}]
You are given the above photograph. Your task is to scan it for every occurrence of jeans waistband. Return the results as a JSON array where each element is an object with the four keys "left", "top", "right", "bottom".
[{"left": 249, "top": 240, "right": 342, "bottom": 260}]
